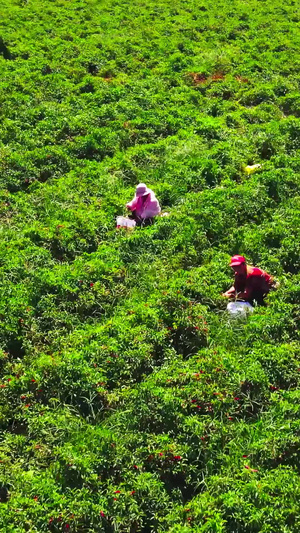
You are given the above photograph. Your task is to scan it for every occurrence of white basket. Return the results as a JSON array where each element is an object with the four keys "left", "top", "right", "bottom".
[
  {"left": 227, "top": 301, "right": 253, "bottom": 317},
  {"left": 116, "top": 216, "right": 136, "bottom": 229}
]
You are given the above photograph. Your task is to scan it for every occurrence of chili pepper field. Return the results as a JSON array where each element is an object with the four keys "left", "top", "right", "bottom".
[{"left": 0, "top": 0, "right": 300, "bottom": 531}]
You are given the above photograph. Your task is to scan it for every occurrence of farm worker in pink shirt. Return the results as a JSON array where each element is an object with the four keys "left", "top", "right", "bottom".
[
  {"left": 126, "top": 183, "right": 161, "bottom": 226},
  {"left": 223, "top": 255, "right": 275, "bottom": 306}
]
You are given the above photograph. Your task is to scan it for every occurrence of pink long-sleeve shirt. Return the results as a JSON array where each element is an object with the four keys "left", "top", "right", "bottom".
[{"left": 126, "top": 190, "right": 161, "bottom": 219}]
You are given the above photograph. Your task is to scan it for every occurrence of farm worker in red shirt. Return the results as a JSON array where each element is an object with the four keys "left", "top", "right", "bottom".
[
  {"left": 126, "top": 183, "right": 161, "bottom": 226},
  {"left": 223, "top": 255, "right": 274, "bottom": 305}
]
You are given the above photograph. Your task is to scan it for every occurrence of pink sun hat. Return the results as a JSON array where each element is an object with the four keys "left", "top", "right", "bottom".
[
  {"left": 229, "top": 255, "right": 246, "bottom": 267},
  {"left": 135, "top": 183, "right": 151, "bottom": 197}
]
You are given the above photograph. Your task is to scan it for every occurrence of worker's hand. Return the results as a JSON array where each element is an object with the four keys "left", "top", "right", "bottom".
[
  {"left": 272, "top": 280, "right": 280, "bottom": 290},
  {"left": 222, "top": 291, "right": 231, "bottom": 298}
]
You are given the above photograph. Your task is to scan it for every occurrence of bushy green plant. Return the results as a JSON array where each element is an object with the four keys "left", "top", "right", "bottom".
[{"left": 0, "top": 0, "right": 300, "bottom": 530}]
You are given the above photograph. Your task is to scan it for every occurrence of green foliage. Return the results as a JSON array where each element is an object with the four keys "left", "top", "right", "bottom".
[{"left": 0, "top": 0, "right": 299, "bottom": 530}]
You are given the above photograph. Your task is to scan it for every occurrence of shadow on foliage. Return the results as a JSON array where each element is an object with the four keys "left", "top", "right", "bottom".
[{"left": 0, "top": 37, "right": 11, "bottom": 60}]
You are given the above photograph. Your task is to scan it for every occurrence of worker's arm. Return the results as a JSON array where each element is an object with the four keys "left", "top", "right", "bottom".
[
  {"left": 222, "top": 286, "right": 236, "bottom": 298},
  {"left": 126, "top": 197, "right": 138, "bottom": 211}
]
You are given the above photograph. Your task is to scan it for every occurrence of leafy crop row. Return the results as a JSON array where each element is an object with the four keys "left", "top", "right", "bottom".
[{"left": 0, "top": 0, "right": 299, "bottom": 531}]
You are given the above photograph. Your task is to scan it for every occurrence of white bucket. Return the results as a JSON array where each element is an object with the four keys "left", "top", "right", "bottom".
[
  {"left": 227, "top": 301, "right": 254, "bottom": 317},
  {"left": 116, "top": 216, "right": 136, "bottom": 229}
]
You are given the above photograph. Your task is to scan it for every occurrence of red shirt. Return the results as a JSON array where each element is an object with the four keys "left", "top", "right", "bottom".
[{"left": 234, "top": 266, "right": 272, "bottom": 298}]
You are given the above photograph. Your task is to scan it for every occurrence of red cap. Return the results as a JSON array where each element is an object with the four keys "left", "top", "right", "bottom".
[{"left": 229, "top": 255, "right": 246, "bottom": 267}]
